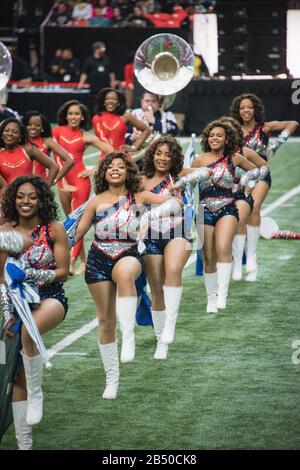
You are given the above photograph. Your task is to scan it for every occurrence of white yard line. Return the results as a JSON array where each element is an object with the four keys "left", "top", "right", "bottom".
[{"left": 48, "top": 182, "right": 300, "bottom": 357}]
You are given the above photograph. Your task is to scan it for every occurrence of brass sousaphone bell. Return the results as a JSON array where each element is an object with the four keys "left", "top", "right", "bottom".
[
  {"left": 131, "top": 34, "right": 195, "bottom": 162},
  {"left": 134, "top": 33, "right": 195, "bottom": 96}
]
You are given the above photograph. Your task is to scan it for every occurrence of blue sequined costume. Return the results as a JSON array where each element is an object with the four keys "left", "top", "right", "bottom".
[
  {"left": 198, "top": 155, "right": 239, "bottom": 226},
  {"left": 85, "top": 193, "right": 143, "bottom": 284},
  {"left": 144, "top": 174, "right": 192, "bottom": 255},
  {"left": 244, "top": 123, "right": 272, "bottom": 187},
  {"left": 18, "top": 223, "right": 68, "bottom": 315}
]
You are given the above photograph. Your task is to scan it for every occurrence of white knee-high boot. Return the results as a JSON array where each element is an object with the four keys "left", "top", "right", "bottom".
[
  {"left": 12, "top": 401, "right": 32, "bottom": 450},
  {"left": 246, "top": 225, "right": 260, "bottom": 281},
  {"left": 22, "top": 352, "right": 43, "bottom": 426},
  {"left": 232, "top": 234, "right": 246, "bottom": 281},
  {"left": 98, "top": 341, "right": 119, "bottom": 399},
  {"left": 116, "top": 296, "right": 137, "bottom": 363},
  {"left": 216, "top": 263, "right": 232, "bottom": 309},
  {"left": 161, "top": 286, "right": 183, "bottom": 345},
  {"left": 151, "top": 310, "right": 168, "bottom": 360},
  {"left": 203, "top": 272, "right": 218, "bottom": 313}
]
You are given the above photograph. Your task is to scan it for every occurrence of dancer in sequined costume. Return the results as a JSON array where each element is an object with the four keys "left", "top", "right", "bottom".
[
  {"left": 0, "top": 175, "right": 69, "bottom": 450},
  {"left": 141, "top": 136, "right": 207, "bottom": 359},
  {"left": 230, "top": 93, "right": 298, "bottom": 281},
  {"left": 192, "top": 120, "right": 256, "bottom": 313},
  {"left": 53, "top": 100, "right": 112, "bottom": 275},
  {"left": 74, "top": 152, "right": 179, "bottom": 400},
  {"left": 219, "top": 117, "right": 268, "bottom": 281}
]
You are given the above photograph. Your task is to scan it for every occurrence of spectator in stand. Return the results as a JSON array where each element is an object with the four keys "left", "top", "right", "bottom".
[
  {"left": 90, "top": 0, "right": 113, "bottom": 25},
  {"left": 111, "top": 6, "right": 127, "bottom": 27},
  {"left": 125, "top": 5, "right": 155, "bottom": 27},
  {"left": 48, "top": 1, "right": 73, "bottom": 26},
  {"left": 78, "top": 42, "right": 116, "bottom": 99},
  {"left": 57, "top": 48, "right": 80, "bottom": 82},
  {"left": 72, "top": 0, "right": 93, "bottom": 24},
  {"left": 89, "top": 6, "right": 113, "bottom": 26},
  {"left": 127, "top": 91, "right": 179, "bottom": 145}
]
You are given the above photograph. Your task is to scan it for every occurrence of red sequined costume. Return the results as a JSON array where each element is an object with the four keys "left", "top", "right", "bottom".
[{"left": 52, "top": 125, "right": 91, "bottom": 260}]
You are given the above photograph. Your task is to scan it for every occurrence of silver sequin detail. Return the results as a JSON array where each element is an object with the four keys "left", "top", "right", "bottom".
[
  {"left": 0, "top": 231, "right": 24, "bottom": 254},
  {"left": 247, "top": 136, "right": 268, "bottom": 159},
  {"left": 93, "top": 240, "right": 137, "bottom": 258},
  {"left": 201, "top": 197, "right": 234, "bottom": 212}
]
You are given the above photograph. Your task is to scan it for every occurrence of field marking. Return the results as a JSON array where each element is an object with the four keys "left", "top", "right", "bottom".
[
  {"left": 48, "top": 319, "right": 97, "bottom": 359},
  {"left": 48, "top": 182, "right": 300, "bottom": 357},
  {"left": 278, "top": 255, "right": 292, "bottom": 261}
]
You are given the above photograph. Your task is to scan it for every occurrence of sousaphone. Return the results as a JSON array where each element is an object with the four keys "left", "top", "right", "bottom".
[{"left": 132, "top": 34, "right": 195, "bottom": 162}]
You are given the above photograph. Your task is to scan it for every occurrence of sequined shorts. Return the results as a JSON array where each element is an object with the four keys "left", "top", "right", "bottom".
[
  {"left": 85, "top": 244, "right": 144, "bottom": 284},
  {"left": 39, "top": 282, "right": 68, "bottom": 317},
  {"left": 235, "top": 191, "right": 254, "bottom": 210},
  {"left": 144, "top": 227, "right": 192, "bottom": 256},
  {"left": 204, "top": 202, "right": 239, "bottom": 226},
  {"left": 261, "top": 172, "right": 272, "bottom": 188}
]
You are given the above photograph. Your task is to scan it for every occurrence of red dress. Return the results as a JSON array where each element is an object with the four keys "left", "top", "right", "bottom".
[
  {"left": 0, "top": 146, "right": 33, "bottom": 183},
  {"left": 92, "top": 111, "right": 127, "bottom": 152},
  {"left": 30, "top": 136, "right": 50, "bottom": 179},
  {"left": 52, "top": 125, "right": 91, "bottom": 260}
]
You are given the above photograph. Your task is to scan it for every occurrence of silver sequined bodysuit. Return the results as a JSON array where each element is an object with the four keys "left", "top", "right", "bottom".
[
  {"left": 19, "top": 224, "right": 56, "bottom": 272},
  {"left": 244, "top": 123, "right": 269, "bottom": 161},
  {"left": 92, "top": 193, "right": 140, "bottom": 259},
  {"left": 199, "top": 155, "right": 236, "bottom": 212},
  {"left": 148, "top": 174, "right": 183, "bottom": 235}
]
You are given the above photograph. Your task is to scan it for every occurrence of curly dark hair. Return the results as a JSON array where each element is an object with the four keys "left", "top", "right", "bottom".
[
  {"left": 229, "top": 93, "right": 266, "bottom": 125},
  {"left": 1, "top": 175, "right": 58, "bottom": 225},
  {"left": 142, "top": 135, "right": 184, "bottom": 178},
  {"left": 56, "top": 100, "right": 92, "bottom": 130},
  {"left": 22, "top": 111, "right": 52, "bottom": 138},
  {"left": 94, "top": 88, "right": 127, "bottom": 115},
  {"left": 201, "top": 120, "right": 239, "bottom": 156},
  {"left": 0, "top": 118, "right": 29, "bottom": 148},
  {"left": 219, "top": 116, "right": 244, "bottom": 149},
  {"left": 94, "top": 152, "right": 141, "bottom": 194}
]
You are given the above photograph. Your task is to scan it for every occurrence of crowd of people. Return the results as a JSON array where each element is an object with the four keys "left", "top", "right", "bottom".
[
  {"left": 48, "top": 1, "right": 216, "bottom": 28},
  {"left": 0, "top": 89, "right": 297, "bottom": 450}
]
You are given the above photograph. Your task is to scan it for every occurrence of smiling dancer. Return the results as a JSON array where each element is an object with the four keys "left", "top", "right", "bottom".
[
  {"left": 0, "top": 175, "right": 69, "bottom": 450},
  {"left": 74, "top": 152, "right": 182, "bottom": 399},
  {"left": 230, "top": 94, "right": 298, "bottom": 281},
  {"left": 192, "top": 120, "right": 256, "bottom": 312},
  {"left": 22, "top": 111, "right": 74, "bottom": 183},
  {"left": 141, "top": 136, "right": 211, "bottom": 358}
]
